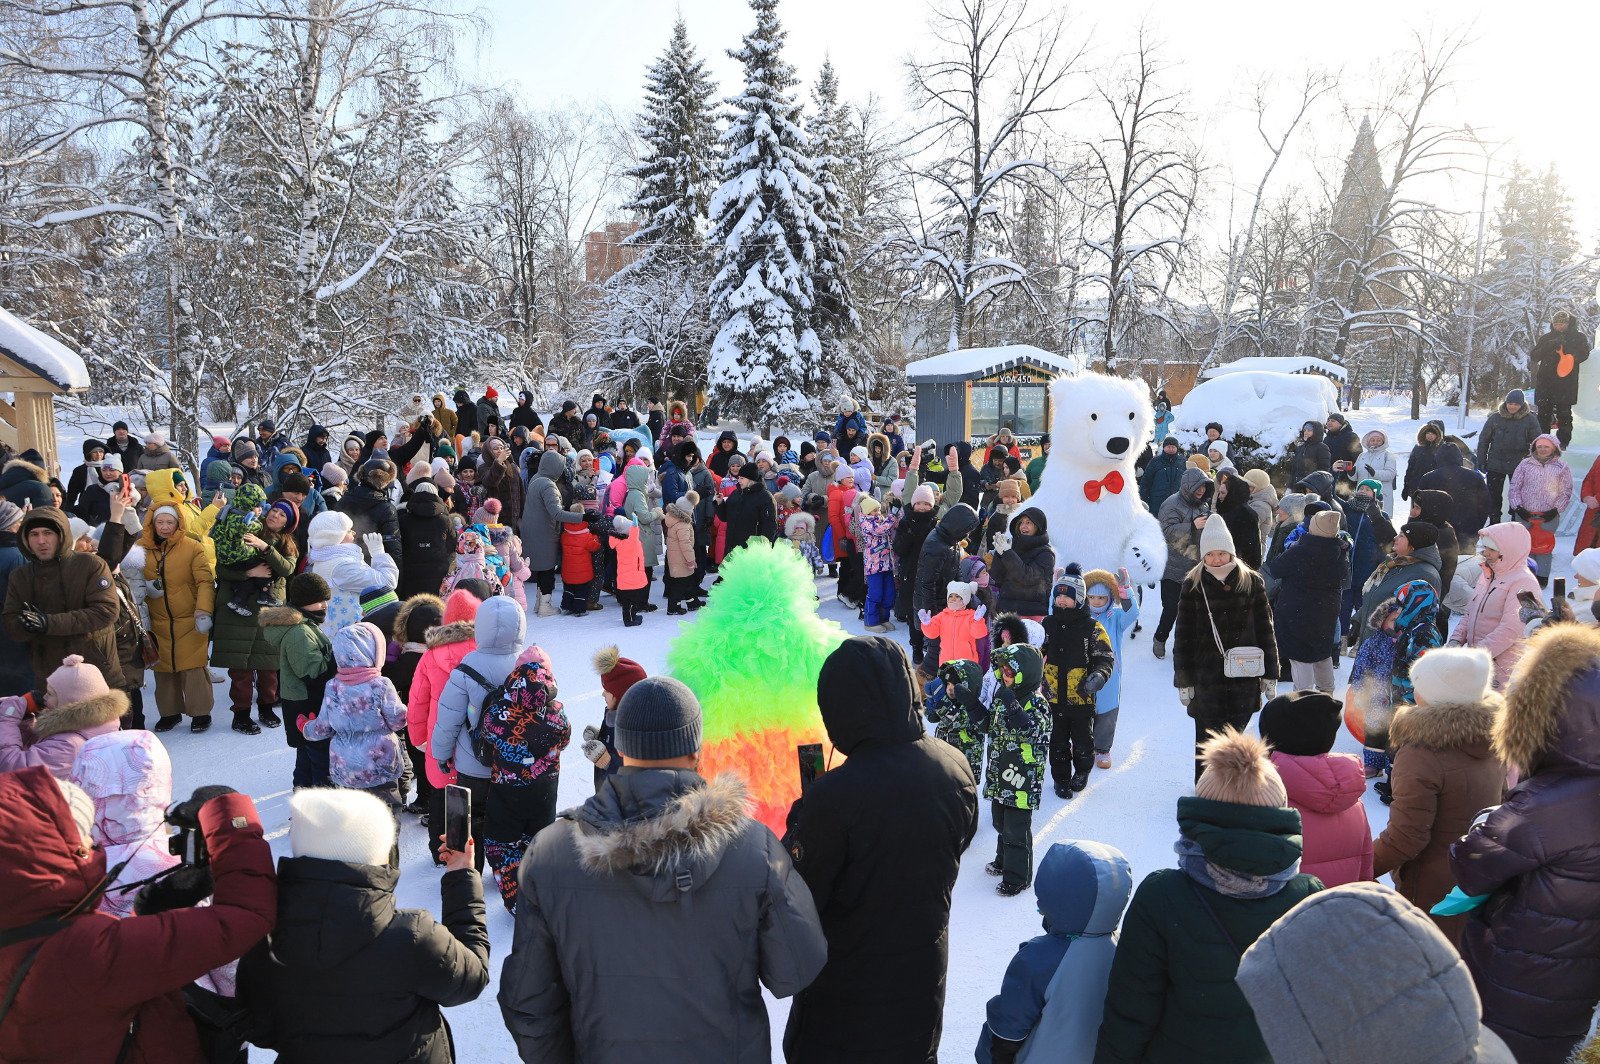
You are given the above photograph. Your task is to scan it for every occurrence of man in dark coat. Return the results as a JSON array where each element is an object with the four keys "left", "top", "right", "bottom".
[
  {"left": 1418, "top": 443, "right": 1490, "bottom": 543},
  {"left": 0, "top": 501, "right": 30, "bottom": 697},
  {"left": 1324, "top": 413, "right": 1362, "bottom": 474},
  {"left": 1408, "top": 490, "right": 1459, "bottom": 612},
  {"left": 1531, "top": 309, "right": 1590, "bottom": 447},
  {"left": 1139, "top": 436, "right": 1186, "bottom": 513},
  {"left": 608, "top": 398, "right": 641, "bottom": 430},
  {"left": 1476, "top": 389, "right": 1542, "bottom": 522},
  {"left": 718, "top": 464, "right": 777, "bottom": 555},
  {"left": 1402, "top": 420, "right": 1447, "bottom": 501},
  {"left": 783, "top": 636, "right": 978, "bottom": 1064},
  {"left": 338, "top": 459, "right": 403, "bottom": 570},
  {"left": 452, "top": 388, "right": 478, "bottom": 439},
  {"left": 398, "top": 486, "right": 455, "bottom": 599},
  {"left": 950, "top": 441, "right": 982, "bottom": 513},
  {"left": 508, "top": 390, "right": 544, "bottom": 433},
  {"left": 546, "top": 401, "right": 584, "bottom": 446},
  {"left": 475, "top": 389, "right": 502, "bottom": 439},
  {"left": 103, "top": 420, "right": 140, "bottom": 473},
  {"left": 586, "top": 393, "right": 611, "bottom": 430},
  {"left": 1, "top": 506, "right": 122, "bottom": 691}
]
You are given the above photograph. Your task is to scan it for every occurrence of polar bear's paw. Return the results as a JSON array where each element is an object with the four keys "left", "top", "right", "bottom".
[{"left": 1127, "top": 545, "right": 1161, "bottom": 586}]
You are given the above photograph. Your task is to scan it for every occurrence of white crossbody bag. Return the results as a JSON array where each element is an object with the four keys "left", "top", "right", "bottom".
[{"left": 1200, "top": 574, "right": 1266, "bottom": 679}]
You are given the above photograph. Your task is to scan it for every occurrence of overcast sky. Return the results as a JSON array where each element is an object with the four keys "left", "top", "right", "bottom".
[{"left": 466, "top": 0, "right": 1600, "bottom": 240}]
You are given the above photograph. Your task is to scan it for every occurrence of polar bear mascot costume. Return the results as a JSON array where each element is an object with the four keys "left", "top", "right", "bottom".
[{"left": 1030, "top": 372, "right": 1168, "bottom": 585}]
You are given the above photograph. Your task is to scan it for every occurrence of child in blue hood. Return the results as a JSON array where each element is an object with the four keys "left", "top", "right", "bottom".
[
  {"left": 977, "top": 839, "right": 1134, "bottom": 1063},
  {"left": 1084, "top": 567, "right": 1138, "bottom": 771}
]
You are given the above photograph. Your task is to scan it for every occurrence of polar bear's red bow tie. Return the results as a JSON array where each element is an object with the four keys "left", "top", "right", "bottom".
[{"left": 1082, "top": 470, "right": 1125, "bottom": 502}]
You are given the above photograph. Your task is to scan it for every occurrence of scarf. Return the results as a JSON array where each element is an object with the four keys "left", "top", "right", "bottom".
[
  {"left": 1204, "top": 559, "right": 1238, "bottom": 582},
  {"left": 337, "top": 666, "right": 380, "bottom": 685},
  {"left": 1174, "top": 836, "right": 1300, "bottom": 899}
]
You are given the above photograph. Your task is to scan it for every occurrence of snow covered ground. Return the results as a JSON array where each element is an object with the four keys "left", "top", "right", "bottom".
[{"left": 132, "top": 398, "right": 1552, "bottom": 1060}]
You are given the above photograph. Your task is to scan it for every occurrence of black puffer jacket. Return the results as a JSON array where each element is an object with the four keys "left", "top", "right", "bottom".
[
  {"left": 783, "top": 636, "right": 978, "bottom": 1063},
  {"left": 1453, "top": 624, "right": 1600, "bottom": 1064},
  {"left": 397, "top": 491, "right": 455, "bottom": 599},
  {"left": 1265, "top": 520, "right": 1348, "bottom": 663},
  {"left": 1476, "top": 397, "right": 1542, "bottom": 476},
  {"left": 892, "top": 507, "right": 937, "bottom": 623},
  {"left": 990, "top": 506, "right": 1056, "bottom": 617},
  {"left": 914, "top": 505, "right": 980, "bottom": 616},
  {"left": 1214, "top": 472, "right": 1261, "bottom": 569},
  {"left": 1531, "top": 325, "right": 1592, "bottom": 407},
  {"left": 237, "top": 858, "right": 490, "bottom": 1064},
  {"left": 1417, "top": 445, "right": 1489, "bottom": 538},
  {"left": 1409, "top": 489, "right": 1460, "bottom": 592},
  {"left": 1288, "top": 422, "right": 1332, "bottom": 483},
  {"left": 1402, "top": 420, "right": 1446, "bottom": 500},
  {"left": 1323, "top": 415, "right": 1361, "bottom": 469},
  {"left": 338, "top": 483, "right": 403, "bottom": 568},
  {"left": 719, "top": 482, "right": 777, "bottom": 555}
]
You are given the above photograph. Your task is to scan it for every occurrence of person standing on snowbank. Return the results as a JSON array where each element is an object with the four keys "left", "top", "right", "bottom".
[
  {"left": 1531, "top": 309, "right": 1590, "bottom": 448},
  {"left": 783, "top": 636, "right": 977, "bottom": 1063},
  {"left": 499, "top": 676, "right": 827, "bottom": 1063}
]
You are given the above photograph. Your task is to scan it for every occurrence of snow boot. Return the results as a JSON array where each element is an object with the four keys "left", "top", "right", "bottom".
[
  {"left": 996, "top": 882, "right": 1026, "bottom": 898},
  {"left": 153, "top": 716, "right": 181, "bottom": 733},
  {"left": 1054, "top": 782, "right": 1070, "bottom": 799},
  {"left": 623, "top": 604, "right": 643, "bottom": 628},
  {"left": 1069, "top": 770, "right": 1089, "bottom": 793},
  {"left": 984, "top": 861, "right": 1004, "bottom": 877},
  {"left": 1096, "top": 752, "right": 1112, "bottom": 770},
  {"left": 640, "top": 602, "right": 658, "bottom": 613},
  {"left": 257, "top": 705, "right": 282, "bottom": 729},
  {"left": 230, "top": 712, "right": 260, "bottom": 736},
  {"left": 536, "top": 593, "right": 557, "bottom": 618},
  {"left": 190, "top": 715, "right": 212, "bottom": 733},
  {"left": 668, "top": 602, "right": 688, "bottom": 616},
  {"left": 688, "top": 597, "right": 704, "bottom": 610}
]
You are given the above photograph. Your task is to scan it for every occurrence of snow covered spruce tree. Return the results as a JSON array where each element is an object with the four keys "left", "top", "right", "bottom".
[
  {"left": 586, "top": 18, "right": 720, "bottom": 402},
  {"left": 805, "top": 59, "right": 859, "bottom": 363},
  {"left": 706, "top": 0, "right": 826, "bottom": 429}
]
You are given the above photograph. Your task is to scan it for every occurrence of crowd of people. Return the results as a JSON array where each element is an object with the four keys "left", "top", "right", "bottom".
[{"left": 0, "top": 326, "right": 1599, "bottom": 1063}]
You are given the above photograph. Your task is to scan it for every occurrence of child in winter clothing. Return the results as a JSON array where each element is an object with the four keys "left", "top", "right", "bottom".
[
  {"left": 663, "top": 491, "right": 703, "bottom": 614},
  {"left": 1373, "top": 577, "right": 1446, "bottom": 800},
  {"left": 585, "top": 645, "right": 646, "bottom": 789},
  {"left": 1042, "top": 566, "right": 1115, "bottom": 797},
  {"left": 984, "top": 642, "right": 1052, "bottom": 896},
  {"left": 300, "top": 621, "right": 408, "bottom": 812},
  {"left": 960, "top": 554, "right": 996, "bottom": 672},
  {"left": 260, "top": 574, "right": 337, "bottom": 789},
  {"left": 69, "top": 730, "right": 177, "bottom": 917},
  {"left": 1258, "top": 690, "right": 1373, "bottom": 888},
  {"left": 211, "top": 482, "right": 278, "bottom": 616},
  {"left": 1349, "top": 598, "right": 1401, "bottom": 778},
  {"left": 444, "top": 527, "right": 497, "bottom": 596},
  {"left": 855, "top": 495, "right": 900, "bottom": 630},
  {"left": 977, "top": 840, "right": 1134, "bottom": 1064},
  {"left": 917, "top": 581, "right": 989, "bottom": 666},
  {"left": 611, "top": 515, "right": 648, "bottom": 627},
  {"left": 785, "top": 512, "right": 824, "bottom": 574},
  {"left": 925, "top": 658, "right": 987, "bottom": 783},
  {"left": 0, "top": 655, "right": 129, "bottom": 778},
  {"left": 1084, "top": 567, "right": 1138, "bottom": 769},
  {"left": 559, "top": 505, "right": 602, "bottom": 616},
  {"left": 306, "top": 511, "right": 399, "bottom": 635},
  {"left": 385, "top": 594, "right": 443, "bottom": 812},
  {"left": 1508, "top": 433, "right": 1572, "bottom": 585},
  {"left": 476, "top": 506, "right": 531, "bottom": 607}
]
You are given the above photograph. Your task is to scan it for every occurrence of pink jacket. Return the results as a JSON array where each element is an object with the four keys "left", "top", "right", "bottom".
[
  {"left": 1270, "top": 751, "right": 1373, "bottom": 887},
  {"left": 405, "top": 589, "right": 482, "bottom": 787},
  {"left": 71, "top": 731, "right": 178, "bottom": 918},
  {"left": 1450, "top": 520, "right": 1543, "bottom": 688},
  {"left": 1507, "top": 434, "right": 1573, "bottom": 514},
  {"left": 922, "top": 606, "right": 989, "bottom": 665},
  {"left": 0, "top": 692, "right": 123, "bottom": 780}
]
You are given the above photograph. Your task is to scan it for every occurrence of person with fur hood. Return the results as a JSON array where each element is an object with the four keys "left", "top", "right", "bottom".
[
  {"left": 1447, "top": 521, "right": 1542, "bottom": 688},
  {"left": 1344, "top": 429, "right": 1398, "bottom": 512},
  {"left": 0, "top": 654, "right": 127, "bottom": 777},
  {"left": 0, "top": 452, "right": 53, "bottom": 509},
  {"left": 990, "top": 506, "right": 1056, "bottom": 620},
  {"left": 1450, "top": 623, "right": 1600, "bottom": 1064},
  {"left": 1259, "top": 691, "right": 1372, "bottom": 888},
  {"left": 1370, "top": 646, "right": 1504, "bottom": 947},
  {"left": 1241, "top": 469, "right": 1278, "bottom": 555},
  {"left": 1094, "top": 729, "right": 1322, "bottom": 1064},
  {"left": 499, "top": 676, "right": 828, "bottom": 1063},
  {"left": 406, "top": 586, "right": 488, "bottom": 864}
]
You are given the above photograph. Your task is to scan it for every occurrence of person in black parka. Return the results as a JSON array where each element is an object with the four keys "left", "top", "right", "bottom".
[
  {"left": 950, "top": 441, "right": 983, "bottom": 513},
  {"left": 1324, "top": 413, "right": 1362, "bottom": 473},
  {"left": 893, "top": 490, "right": 938, "bottom": 661},
  {"left": 1214, "top": 470, "right": 1262, "bottom": 570},
  {"left": 914, "top": 504, "right": 980, "bottom": 673},
  {"left": 1265, "top": 509, "right": 1349, "bottom": 691},
  {"left": 1530, "top": 309, "right": 1591, "bottom": 448},
  {"left": 1417, "top": 443, "right": 1490, "bottom": 542},
  {"left": 397, "top": 487, "right": 455, "bottom": 599},
  {"left": 718, "top": 465, "right": 778, "bottom": 555},
  {"left": 1408, "top": 488, "right": 1459, "bottom": 593},
  {"left": 989, "top": 506, "right": 1056, "bottom": 619},
  {"left": 1402, "top": 420, "right": 1446, "bottom": 501},
  {"left": 1475, "top": 389, "right": 1542, "bottom": 523},
  {"left": 1288, "top": 421, "right": 1332, "bottom": 483},
  {"left": 237, "top": 788, "right": 489, "bottom": 1064},
  {"left": 783, "top": 636, "right": 979, "bottom": 1064},
  {"left": 337, "top": 459, "right": 404, "bottom": 570}
]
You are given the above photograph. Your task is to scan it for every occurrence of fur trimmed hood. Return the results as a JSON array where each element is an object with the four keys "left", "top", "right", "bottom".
[
  {"left": 1499, "top": 623, "right": 1600, "bottom": 774},
  {"left": 573, "top": 772, "right": 750, "bottom": 885},
  {"left": 424, "top": 619, "right": 474, "bottom": 649},
  {"left": 31, "top": 691, "right": 129, "bottom": 740},
  {"left": 393, "top": 593, "right": 444, "bottom": 644},
  {"left": 1389, "top": 694, "right": 1501, "bottom": 752},
  {"left": 258, "top": 605, "right": 307, "bottom": 628}
]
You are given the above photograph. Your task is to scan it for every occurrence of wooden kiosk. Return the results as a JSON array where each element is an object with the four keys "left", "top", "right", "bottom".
[
  {"left": 0, "top": 306, "right": 91, "bottom": 473},
  {"left": 905, "top": 344, "right": 1077, "bottom": 446}
]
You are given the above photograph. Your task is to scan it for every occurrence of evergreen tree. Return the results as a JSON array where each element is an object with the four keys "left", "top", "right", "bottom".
[
  {"left": 706, "top": 0, "right": 825, "bottom": 427},
  {"left": 805, "top": 58, "right": 858, "bottom": 363}
]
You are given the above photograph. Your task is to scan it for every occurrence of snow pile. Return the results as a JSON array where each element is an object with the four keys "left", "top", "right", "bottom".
[
  {"left": 905, "top": 344, "right": 1080, "bottom": 381},
  {"left": 1173, "top": 371, "right": 1338, "bottom": 457},
  {"left": 0, "top": 305, "right": 90, "bottom": 390},
  {"left": 1200, "top": 355, "right": 1347, "bottom": 382}
]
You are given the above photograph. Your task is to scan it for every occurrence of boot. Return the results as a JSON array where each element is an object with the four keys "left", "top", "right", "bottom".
[
  {"left": 536, "top": 593, "right": 557, "bottom": 618},
  {"left": 230, "top": 712, "right": 260, "bottom": 736},
  {"left": 667, "top": 601, "right": 688, "bottom": 616},
  {"left": 640, "top": 602, "right": 658, "bottom": 613},
  {"left": 257, "top": 704, "right": 282, "bottom": 729},
  {"left": 623, "top": 604, "right": 643, "bottom": 628}
]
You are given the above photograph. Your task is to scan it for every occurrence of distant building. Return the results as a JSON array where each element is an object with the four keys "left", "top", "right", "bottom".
[{"left": 584, "top": 221, "right": 640, "bottom": 285}]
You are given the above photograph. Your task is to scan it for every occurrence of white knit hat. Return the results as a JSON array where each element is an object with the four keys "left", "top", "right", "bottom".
[
  {"left": 1199, "top": 512, "right": 1237, "bottom": 558},
  {"left": 1208, "top": 440, "right": 1229, "bottom": 458},
  {"left": 307, "top": 510, "right": 354, "bottom": 550},
  {"left": 946, "top": 580, "right": 976, "bottom": 607},
  {"left": 833, "top": 463, "right": 855, "bottom": 484},
  {"left": 1573, "top": 548, "right": 1600, "bottom": 584},
  {"left": 289, "top": 788, "right": 396, "bottom": 867},
  {"left": 1409, "top": 646, "right": 1493, "bottom": 707}
]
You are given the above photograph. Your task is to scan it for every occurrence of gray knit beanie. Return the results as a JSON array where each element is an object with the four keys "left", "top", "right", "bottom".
[{"left": 614, "top": 676, "right": 703, "bottom": 760}]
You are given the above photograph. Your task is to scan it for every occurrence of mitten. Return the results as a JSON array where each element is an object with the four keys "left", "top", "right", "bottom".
[
  {"left": 948, "top": 683, "right": 980, "bottom": 711},
  {"left": 362, "top": 531, "right": 385, "bottom": 557},
  {"left": 917, "top": 609, "right": 933, "bottom": 627},
  {"left": 1178, "top": 687, "right": 1193, "bottom": 707},
  {"left": 582, "top": 738, "right": 608, "bottom": 764},
  {"left": 991, "top": 531, "right": 1012, "bottom": 554},
  {"left": 582, "top": 724, "right": 599, "bottom": 742},
  {"left": 974, "top": 603, "right": 987, "bottom": 621},
  {"left": 1080, "top": 671, "right": 1106, "bottom": 696},
  {"left": 193, "top": 612, "right": 211, "bottom": 634}
]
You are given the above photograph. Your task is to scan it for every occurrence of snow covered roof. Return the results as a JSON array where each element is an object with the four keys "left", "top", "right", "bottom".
[
  {"left": 0, "top": 306, "right": 89, "bottom": 391},
  {"left": 1200, "top": 356, "right": 1347, "bottom": 382},
  {"left": 905, "top": 344, "right": 1081, "bottom": 383}
]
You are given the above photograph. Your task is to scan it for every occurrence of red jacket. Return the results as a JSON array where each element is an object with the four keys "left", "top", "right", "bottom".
[
  {"left": 1271, "top": 751, "right": 1374, "bottom": 887},
  {"left": 406, "top": 588, "right": 481, "bottom": 788},
  {"left": 1578, "top": 454, "right": 1600, "bottom": 553},
  {"left": 613, "top": 523, "right": 647, "bottom": 591},
  {"left": 560, "top": 522, "right": 601, "bottom": 585},
  {"left": 828, "top": 481, "right": 857, "bottom": 556},
  {"left": 0, "top": 767, "right": 275, "bottom": 1064}
]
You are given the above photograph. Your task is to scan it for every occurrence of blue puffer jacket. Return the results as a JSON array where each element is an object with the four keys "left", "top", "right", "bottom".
[
  {"left": 432, "top": 595, "right": 527, "bottom": 781},
  {"left": 1087, "top": 576, "right": 1139, "bottom": 712}
]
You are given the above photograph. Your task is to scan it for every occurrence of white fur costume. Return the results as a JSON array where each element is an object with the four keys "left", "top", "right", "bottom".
[{"left": 1029, "top": 372, "right": 1168, "bottom": 584}]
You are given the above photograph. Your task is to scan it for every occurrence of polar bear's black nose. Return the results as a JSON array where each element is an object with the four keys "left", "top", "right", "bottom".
[{"left": 1106, "top": 436, "right": 1130, "bottom": 455}]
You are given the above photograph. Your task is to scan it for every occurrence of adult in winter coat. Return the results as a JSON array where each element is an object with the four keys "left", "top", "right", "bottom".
[
  {"left": 1451, "top": 622, "right": 1600, "bottom": 1064},
  {"left": 0, "top": 769, "right": 276, "bottom": 1064},
  {"left": 398, "top": 486, "right": 455, "bottom": 599},
  {"left": 1477, "top": 390, "right": 1542, "bottom": 521},
  {"left": 1173, "top": 517, "right": 1278, "bottom": 775},
  {"left": 718, "top": 463, "right": 778, "bottom": 556},
  {"left": 707, "top": 429, "right": 744, "bottom": 478},
  {"left": 519, "top": 450, "right": 585, "bottom": 615},
  {"left": 1213, "top": 470, "right": 1261, "bottom": 569},
  {"left": 1153, "top": 468, "right": 1215, "bottom": 654},
  {"left": 4, "top": 506, "right": 122, "bottom": 695},
  {"left": 1236, "top": 884, "right": 1516, "bottom": 1064},
  {"left": 1402, "top": 419, "right": 1447, "bottom": 501},
  {"left": 1094, "top": 730, "right": 1323, "bottom": 1064},
  {"left": 0, "top": 454, "right": 53, "bottom": 510},
  {"left": 1139, "top": 436, "right": 1185, "bottom": 513},
  {"left": 1531, "top": 309, "right": 1591, "bottom": 447},
  {"left": 1409, "top": 490, "right": 1460, "bottom": 594},
  {"left": 1323, "top": 413, "right": 1361, "bottom": 473},
  {"left": 1288, "top": 420, "right": 1332, "bottom": 482},
  {"left": 1449, "top": 521, "right": 1541, "bottom": 688},
  {"left": 64, "top": 438, "right": 104, "bottom": 515},
  {"left": 914, "top": 504, "right": 981, "bottom": 669},
  {"left": 893, "top": 488, "right": 937, "bottom": 625},
  {"left": 499, "top": 676, "right": 828, "bottom": 1063},
  {"left": 0, "top": 500, "right": 29, "bottom": 697},
  {"left": 476, "top": 390, "right": 504, "bottom": 439},
  {"left": 989, "top": 506, "right": 1055, "bottom": 619},
  {"left": 1419, "top": 444, "right": 1490, "bottom": 540},
  {"left": 783, "top": 636, "right": 978, "bottom": 1063},
  {"left": 479, "top": 438, "right": 525, "bottom": 522},
  {"left": 432, "top": 595, "right": 525, "bottom": 834},
  {"left": 1346, "top": 429, "right": 1398, "bottom": 511},
  {"left": 1266, "top": 510, "right": 1348, "bottom": 691},
  {"left": 208, "top": 501, "right": 294, "bottom": 735},
  {"left": 1372, "top": 646, "right": 1504, "bottom": 947},
  {"left": 139, "top": 505, "right": 217, "bottom": 728},
  {"left": 0, "top": 654, "right": 126, "bottom": 777},
  {"left": 509, "top": 390, "right": 544, "bottom": 433},
  {"left": 1259, "top": 691, "right": 1372, "bottom": 888},
  {"left": 301, "top": 424, "right": 334, "bottom": 475},
  {"left": 238, "top": 788, "right": 488, "bottom": 1064},
  {"left": 1242, "top": 469, "right": 1278, "bottom": 555},
  {"left": 338, "top": 459, "right": 404, "bottom": 567},
  {"left": 132, "top": 431, "right": 182, "bottom": 474},
  {"left": 1353, "top": 521, "right": 1443, "bottom": 643}
]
